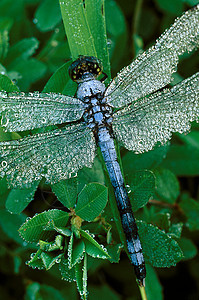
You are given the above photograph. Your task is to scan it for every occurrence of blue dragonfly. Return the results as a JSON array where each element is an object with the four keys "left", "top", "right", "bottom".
[{"left": 0, "top": 5, "right": 199, "bottom": 285}]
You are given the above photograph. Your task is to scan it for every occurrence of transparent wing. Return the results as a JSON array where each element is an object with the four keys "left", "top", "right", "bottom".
[
  {"left": 0, "top": 91, "right": 84, "bottom": 132},
  {"left": 0, "top": 123, "right": 96, "bottom": 188},
  {"left": 156, "top": 4, "right": 199, "bottom": 56},
  {"left": 112, "top": 72, "right": 199, "bottom": 153},
  {"left": 105, "top": 5, "right": 199, "bottom": 107}
]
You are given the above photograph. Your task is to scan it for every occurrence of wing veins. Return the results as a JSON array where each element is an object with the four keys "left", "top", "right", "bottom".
[{"left": 112, "top": 73, "right": 199, "bottom": 126}]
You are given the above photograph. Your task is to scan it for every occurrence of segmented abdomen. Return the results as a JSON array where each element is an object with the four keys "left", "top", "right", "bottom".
[{"left": 97, "top": 126, "right": 146, "bottom": 285}]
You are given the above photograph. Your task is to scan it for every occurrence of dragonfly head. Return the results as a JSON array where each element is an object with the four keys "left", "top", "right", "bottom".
[{"left": 69, "top": 56, "right": 103, "bottom": 83}]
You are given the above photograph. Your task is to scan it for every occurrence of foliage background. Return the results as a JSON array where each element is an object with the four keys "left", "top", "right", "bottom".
[{"left": 0, "top": 0, "right": 199, "bottom": 299}]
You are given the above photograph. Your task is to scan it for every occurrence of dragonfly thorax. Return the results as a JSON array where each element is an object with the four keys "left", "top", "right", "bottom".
[
  {"left": 83, "top": 100, "right": 113, "bottom": 130},
  {"left": 77, "top": 79, "right": 106, "bottom": 101},
  {"left": 77, "top": 79, "right": 112, "bottom": 130}
]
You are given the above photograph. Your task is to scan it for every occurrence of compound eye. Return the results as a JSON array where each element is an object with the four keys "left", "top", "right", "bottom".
[
  {"left": 72, "top": 70, "right": 77, "bottom": 80},
  {"left": 96, "top": 67, "right": 101, "bottom": 74},
  {"left": 93, "top": 63, "right": 102, "bottom": 76},
  {"left": 68, "top": 56, "right": 103, "bottom": 82}
]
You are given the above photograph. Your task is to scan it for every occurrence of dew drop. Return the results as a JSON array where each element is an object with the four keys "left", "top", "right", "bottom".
[
  {"left": 33, "top": 18, "right": 38, "bottom": 24},
  {"left": 1, "top": 161, "right": 7, "bottom": 168},
  {"left": 1, "top": 116, "right": 9, "bottom": 127},
  {"left": 41, "top": 117, "right": 47, "bottom": 124}
]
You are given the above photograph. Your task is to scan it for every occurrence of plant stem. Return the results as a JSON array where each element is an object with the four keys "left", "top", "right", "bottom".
[
  {"left": 132, "top": 0, "right": 143, "bottom": 57},
  {"left": 149, "top": 199, "right": 183, "bottom": 213},
  {"left": 139, "top": 284, "right": 148, "bottom": 300},
  {"left": 133, "top": 0, "right": 143, "bottom": 34}
]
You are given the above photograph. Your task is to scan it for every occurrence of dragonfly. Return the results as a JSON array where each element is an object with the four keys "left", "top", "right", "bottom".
[{"left": 0, "top": 5, "right": 199, "bottom": 286}]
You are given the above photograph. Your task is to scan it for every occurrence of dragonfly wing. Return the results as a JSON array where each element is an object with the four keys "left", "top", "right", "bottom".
[
  {"left": 105, "top": 5, "right": 199, "bottom": 107},
  {"left": 0, "top": 91, "right": 84, "bottom": 131},
  {"left": 112, "top": 73, "right": 199, "bottom": 153},
  {"left": 0, "top": 123, "right": 96, "bottom": 188}
]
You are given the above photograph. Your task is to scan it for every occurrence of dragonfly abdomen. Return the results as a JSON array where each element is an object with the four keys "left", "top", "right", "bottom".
[
  {"left": 75, "top": 65, "right": 146, "bottom": 284},
  {"left": 97, "top": 126, "right": 146, "bottom": 285}
]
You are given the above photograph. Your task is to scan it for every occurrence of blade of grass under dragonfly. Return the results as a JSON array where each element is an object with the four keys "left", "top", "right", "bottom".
[
  {"left": 84, "top": 0, "right": 111, "bottom": 79},
  {"left": 59, "top": 0, "right": 97, "bottom": 59},
  {"left": 59, "top": 0, "right": 111, "bottom": 79}
]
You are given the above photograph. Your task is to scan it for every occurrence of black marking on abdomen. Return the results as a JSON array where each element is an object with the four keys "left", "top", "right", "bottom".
[{"left": 97, "top": 126, "right": 146, "bottom": 285}]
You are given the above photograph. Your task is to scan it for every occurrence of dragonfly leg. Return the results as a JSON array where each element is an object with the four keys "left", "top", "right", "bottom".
[{"left": 100, "top": 72, "right": 108, "bottom": 83}]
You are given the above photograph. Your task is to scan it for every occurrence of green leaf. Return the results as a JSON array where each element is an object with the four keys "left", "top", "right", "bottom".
[
  {"left": 105, "top": 0, "right": 127, "bottom": 70},
  {"left": 45, "top": 219, "right": 71, "bottom": 236},
  {"left": 0, "top": 29, "right": 9, "bottom": 60},
  {"left": 84, "top": 0, "right": 111, "bottom": 79},
  {"left": 80, "top": 229, "right": 110, "bottom": 259},
  {"left": 39, "top": 285, "right": 65, "bottom": 300},
  {"left": 0, "top": 209, "right": 26, "bottom": 245},
  {"left": 52, "top": 233, "right": 64, "bottom": 248},
  {"left": 168, "top": 223, "right": 183, "bottom": 239},
  {"left": 102, "top": 171, "right": 126, "bottom": 254},
  {"left": 155, "top": 0, "right": 184, "bottom": 15},
  {"left": 82, "top": 255, "right": 88, "bottom": 300},
  {"left": 89, "top": 285, "right": 121, "bottom": 300},
  {"left": 5, "top": 181, "right": 40, "bottom": 214},
  {"left": 123, "top": 144, "right": 169, "bottom": 174},
  {"left": 0, "top": 0, "right": 24, "bottom": 19},
  {"left": 179, "top": 195, "right": 199, "bottom": 231},
  {"left": 0, "top": 176, "right": 8, "bottom": 198},
  {"left": 177, "top": 131, "right": 199, "bottom": 150},
  {"left": 52, "top": 178, "right": 78, "bottom": 209},
  {"left": 45, "top": 220, "right": 71, "bottom": 237},
  {"left": 0, "top": 127, "right": 21, "bottom": 145},
  {"left": 12, "top": 58, "right": 46, "bottom": 90},
  {"left": 78, "top": 157, "right": 105, "bottom": 191},
  {"left": 178, "top": 237, "right": 197, "bottom": 260},
  {"left": 5, "top": 37, "right": 39, "bottom": 65},
  {"left": 137, "top": 221, "right": 183, "bottom": 267},
  {"left": 107, "top": 244, "right": 122, "bottom": 263},
  {"left": 154, "top": 169, "right": 180, "bottom": 203},
  {"left": 75, "top": 255, "right": 88, "bottom": 300},
  {"left": 59, "top": 0, "right": 96, "bottom": 59},
  {"left": 76, "top": 183, "right": 108, "bottom": 221},
  {"left": 129, "top": 170, "right": 155, "bottom": 211},
  {"left": 132, "top": 34, "right": 144, "bottom": 57},
  {"left": 0, "top": 17, "right": 13, "bottom": 31},
  {"left": 41, "top": 252, "right": 63, "bottom": 270},
  {"left": 152, "top": 213, "right": 171, "bottom": 232},
  {"left": 34, "top": 0, "right": 62, "bottom": 32},
  {"left": 0, "top": 63, "right": 6, "bottom": 74},
  {"left": 25, "top": 282, "right": 40, "bottom": 300},
  {"left": 43, "top": 61, "right": 76, "bottom": 95},
  {"left": 67, "top": 232, "right": 74, "bottom": 268},
  {"left": 19, "top": 209, "right": 69, "bottom": 243},
  {"left": 25, "top": 283, "right": 65, "bottom": 300},
  {"left": 71, "top": 239, "right": 85, "bottom": 268},
  {"left": 13, "top": 255, "right": 22, "bottom": 274},
  {"left": 0, "top": 73, "right": 19, "bottom": 92},
  {"left": 59, "top": 256, "right": 76, "bottom": 282},
  {"left": 184, "top": 0, "right": 199, "bottom": 5},
  {"left": 160, "top": 145, "right": 199, "bottom": 176},
  {"left": 27, "top": 249, "right": 45, "bottom": 270},
  {"left": 36, "top": 26, "right": 70, "bottom": 73},
  {"left": 39, "top": 234, "right": 64, "bottom": 251},
  {"left": 145, "top": 264, "right": 163, "bottom": 300}
]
